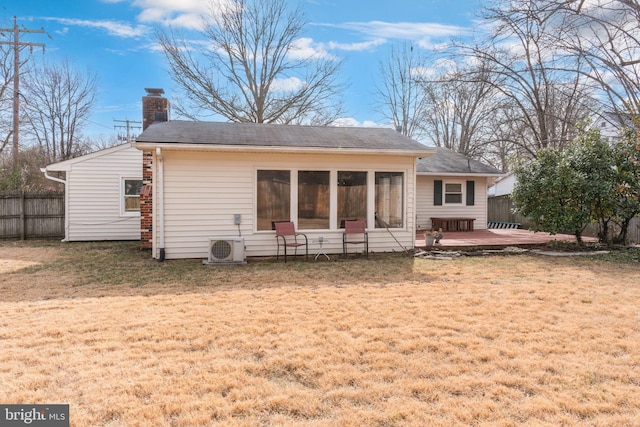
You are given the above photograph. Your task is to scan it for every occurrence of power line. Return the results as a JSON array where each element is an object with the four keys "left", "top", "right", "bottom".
[
  {"left": 0, "top": 16, "right": 46, "bottom": 170},
  {"left": 114, "top": 119, "right": 142, "bottom": 143}
]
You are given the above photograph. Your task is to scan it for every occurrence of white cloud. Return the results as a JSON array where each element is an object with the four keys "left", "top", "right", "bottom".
[
  {"left": 42, "top": 17, "right": 148, "bottom": 38},
  {"left": 331, "top": 117, "right": 390, "bottom": 128},
  {"left": 132, "top": 0, "right": 232, "bottom": 29},
  {"left": 325, "top": 20, "right": 467, "bottom": 41},
  {"left": 327, "top": 38, "right": 386, "bottom": 52},
  {"left": 289, "top": 37, "right": 335, "bottom": 60},
  {"left": 416, "top": 38, "right": 451, "bottom": 51},
  {"left": 270, "top": 77, "right": 305, "bottom": 92}
]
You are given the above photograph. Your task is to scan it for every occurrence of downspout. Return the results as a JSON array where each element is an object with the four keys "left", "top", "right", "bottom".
[
  {"left": 412, "top": 159, "right": 417, "bottom": 249},
  {"left": 156, "top": 147, "right": 165, "bottom": 261},
  {"left": 41, "top": 168, "right": 69, "bottom": 242}
]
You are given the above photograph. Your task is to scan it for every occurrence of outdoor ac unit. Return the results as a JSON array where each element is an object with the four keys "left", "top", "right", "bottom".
[{"left": 204, "top": 237, "right": 246, "bottom": 265}]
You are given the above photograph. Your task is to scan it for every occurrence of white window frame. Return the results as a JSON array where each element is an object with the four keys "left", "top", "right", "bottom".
[
  {"left": 374, "top": 171, "right": 404, "bottom": 229},
  {"left": 121, "top": 176, "right": 142, "bottom": 217},
  {"left": 443, "top": 181, "right": 464, "bottom": 205},
  {"left": 255, "top": 167, "right": 407, "bottom": 231}
]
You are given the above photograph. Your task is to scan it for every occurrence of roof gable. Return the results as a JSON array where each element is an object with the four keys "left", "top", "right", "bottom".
[{"left": 44, "top": 143, "right": 136, "bottom": 172}]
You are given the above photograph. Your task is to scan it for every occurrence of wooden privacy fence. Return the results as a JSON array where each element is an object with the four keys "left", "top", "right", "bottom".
[
  {"left": 488, "top": 195, "right": 640, "bottom": 244},
  {"left": 488, "top": 195, "right": 532, "bottom": 229},
  {"left": 0, "top": 191, "right": 65, "bottom": 240}
]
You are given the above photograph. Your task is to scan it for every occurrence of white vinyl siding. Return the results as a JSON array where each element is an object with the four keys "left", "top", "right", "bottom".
[
  {"left": 156, "top": 151, "right": 418, "bottom": 259},
  {"left": 60, "top": 145, "right": 142, "bottom": 241},
  {"left": 416, "top": 175, "right": 489, "bottom": 231}
]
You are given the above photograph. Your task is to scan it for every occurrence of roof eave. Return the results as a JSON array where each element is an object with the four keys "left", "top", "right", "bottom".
[
  {"left": 417, "top": 171, "right": 505, "bottom": 177},
  {"left": 133, "top": 142, "right": 435, "bottom": 157}
]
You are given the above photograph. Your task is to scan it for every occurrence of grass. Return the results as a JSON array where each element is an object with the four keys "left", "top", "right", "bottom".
[{"left": 1, "top": 240, "right": 639, "bottom": 426}]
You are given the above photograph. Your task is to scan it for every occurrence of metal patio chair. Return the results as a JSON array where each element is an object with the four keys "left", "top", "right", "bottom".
[
  {"left": 343, "top": 220, "right": 368, "bottom": 258},
  {"left": 275, "top": 221, "right": 308, "bottom": 262}
]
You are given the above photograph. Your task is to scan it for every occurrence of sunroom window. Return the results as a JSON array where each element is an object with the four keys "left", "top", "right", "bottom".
[
  {"left": 337, "top": 171, "right": 367, "bottom": 227},
  {"left": 257, "top": 170, "right": 290, "bottom": 230},
  {"left": 298, "top": 171, "right": 330, "bottom": 230},
  {"left": 375, "top": 172, "right": 403, "bottom": 228}
]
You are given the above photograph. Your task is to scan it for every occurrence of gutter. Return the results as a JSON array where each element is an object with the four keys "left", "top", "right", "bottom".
[{"left": 40, "top": 168, "right": 69, "bottom": 242}]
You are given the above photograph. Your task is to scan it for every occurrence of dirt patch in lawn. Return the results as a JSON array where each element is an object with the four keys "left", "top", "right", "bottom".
[
  {"left": 0, "top": 244, "right": 59, "bottom": 273},
  {"left": 1, "top": 241, "right": 639, "bottom": 426}
]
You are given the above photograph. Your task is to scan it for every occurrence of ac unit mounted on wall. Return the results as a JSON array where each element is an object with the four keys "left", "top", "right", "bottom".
[{"left": 203, "top": 237, "right": 246, "bottom": 265}]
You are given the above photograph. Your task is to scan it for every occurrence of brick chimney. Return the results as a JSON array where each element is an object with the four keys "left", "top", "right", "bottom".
[
  {"left": 142, "top": 88, "right": 169, "bottom": 130},
  {"left": 140, "top": 88, "right": 169, "bottom": 250}
]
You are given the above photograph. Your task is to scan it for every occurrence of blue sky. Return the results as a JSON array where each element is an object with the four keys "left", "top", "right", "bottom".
[{"left": 1, "top": 0, "right": 482, "bottom": 140}]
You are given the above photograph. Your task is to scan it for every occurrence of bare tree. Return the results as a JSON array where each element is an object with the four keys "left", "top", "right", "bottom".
[
  {"left": 529, "top": 0, "right": 640, "bottom": 119},
  {"left": 375, "top": 43, "right": 429, "bottom": 139},
  {"left": 22, "top": 59, "right": 97, "bottom": 162},
  {"left": 419, "top": 59, "right": 505, "bottom": 160},
  {"left": 464, "top": 1, "right": 595, "bottom": 157},
  {"left": 156, "top": 0, "right": 343, "bottom": 124}
]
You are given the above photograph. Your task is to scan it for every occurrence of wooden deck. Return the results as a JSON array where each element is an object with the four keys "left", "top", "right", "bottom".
[{"left": 416, "top": 228, "right": 598, "bottom": 250}]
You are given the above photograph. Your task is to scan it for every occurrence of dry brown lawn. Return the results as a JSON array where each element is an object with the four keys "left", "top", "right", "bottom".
[{"left": 0, "top": 241, "right": 639, "bottom": 426}]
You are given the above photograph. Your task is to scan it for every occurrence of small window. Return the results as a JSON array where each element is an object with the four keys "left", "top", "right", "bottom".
[
  {"left": 123, "top": 178, "right": 142, "bottom": 214},
  {"left": 444, "top": 182, "right": 463, "bottom": 204}
]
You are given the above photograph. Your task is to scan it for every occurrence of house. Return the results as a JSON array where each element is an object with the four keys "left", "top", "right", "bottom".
[
  {"left": 488, "top": 171, "right": 516, "bottom": 198},
  {"left": 41, "top": 143, "right": 143, "bottom": 242},
  {"left": 40, "top": 86, "right": 502, "bottom": 255},
  {"left": 133, "top": 120, "right": 435, "bottom": 260},
  {"left": 593, "top": 111, "right": 634, "bottom": 144},
  {"left": 415, "top": 148, "right": 503, "bottom": 231}
]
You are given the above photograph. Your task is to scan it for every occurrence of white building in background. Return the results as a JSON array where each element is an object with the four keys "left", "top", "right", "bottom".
[{"left": 593, "top": 111, "right": 634, "bottom": 143}]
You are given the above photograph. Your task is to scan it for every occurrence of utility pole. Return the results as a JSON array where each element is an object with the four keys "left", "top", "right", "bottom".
[
  {"left": 114, "top": 119, "right": 142, "bottom": 143},
  {"left": 0, "top": 16, "right": 46, "bottom": 170}
]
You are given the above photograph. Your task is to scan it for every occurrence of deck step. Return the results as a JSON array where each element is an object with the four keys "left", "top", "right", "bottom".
[{"left": 488, "top": 221, "right": 521, "bottom": 229}]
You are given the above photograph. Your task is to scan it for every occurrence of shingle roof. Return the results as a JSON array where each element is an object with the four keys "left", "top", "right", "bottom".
[
  {"left": 135, "top": 120, "right": 432, "bottom": 153},
  {"left": 416, "top": 147, "right": 503, "bottom": 176}
]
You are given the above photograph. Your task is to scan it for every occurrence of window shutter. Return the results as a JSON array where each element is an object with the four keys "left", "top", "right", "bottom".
[
  {"left": 466, "top": 180, "right": 475, "bottom": 206},
  {"left": 434, "top": 180, "right": 443, "bottom": 206}
]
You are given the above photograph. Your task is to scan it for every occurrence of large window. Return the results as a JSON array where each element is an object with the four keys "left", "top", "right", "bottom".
[
  {"left": 298, "top": 171, "right": 330, "bottom": 229},
  {"left": 338, "top": 171, "right": 367, "bottom": 227},
  {"left": 122, "top": 178, "right": 142, "bottom": 215},
  {"left": 257, "top": 170, "right": 290, "bottom": 230},
  {"left": 375, "top": 172, "right": 403, "bottom": 228},
  {"left": 256, "top": 168, "right": 406, "bottom": 231}
]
